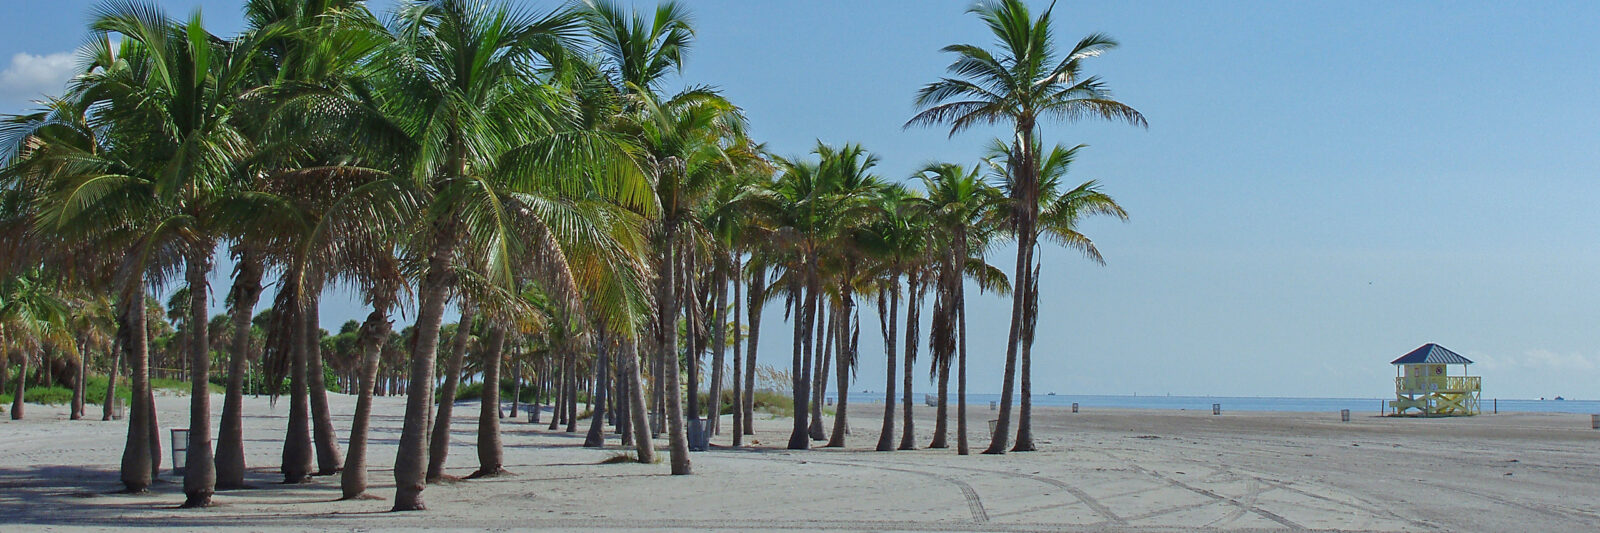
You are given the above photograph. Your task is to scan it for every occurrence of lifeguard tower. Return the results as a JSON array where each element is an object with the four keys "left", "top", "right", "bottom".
[{"left": 1389, "top": 343, "right": 1480, "bottom": 416}]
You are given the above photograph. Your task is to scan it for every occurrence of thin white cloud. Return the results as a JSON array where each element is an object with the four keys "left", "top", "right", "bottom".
[{"left": 0, "top": 51, "right": 76, "bottom": 104}]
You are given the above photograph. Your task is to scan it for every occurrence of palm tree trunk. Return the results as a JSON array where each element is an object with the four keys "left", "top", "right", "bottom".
[
  {"left": 743, "top": 264, "right": 764, "bottom": 436},
  {"left": 707, "top": 260, "right": 728, "bottom": 438},
  {"left": 583, "top": 333, "right": 609, "bottom": 448},
  {"left": 304, "top": 288, "right": 344, "bottom": 474},
  {"left": 956, "top": 273, "right": 970, "bottom": 455},
  {"left": 929, "top": 283, "right": 951, "bottom": 449},
  {"left": 471, "top": 323, "right": 508, "bottom": 477},
  {"left": 427, "top": 301, "right": 475, "bottom": 483},
  {"left": 392, "top": 228, "right": 457, "bottom": 511},
  {"left": 1013, "top": 261, "right": 1041, "bottom": 452},
  {"left": 217, "top": 251, "right": 263, "bottom": 489},
  {"left": 119, "top": 287, "right": 153, "bottom": 491},
  {"left": 341, "top": 304, "right": 391, "bottom": 499},
  {"left": 548, "top": 351, "right": 564, "bottom": 430},
  {"left": 808, "top": 301, "right": 829, "bottom": 441},
  {"left": 786, "top": 272, "right": 811, "bottom": 450},
  {"left": 510, "top": 354, "right": 521, "bottom": 418},
  {"left": 10, "top": 354, "right": 26, "bottom": 419},
  {"left": 564, "top": 348, "right": 578, "bottom": 433},
  {"left": 682, "top": 247, "right": 700, "bottom": 423},
  {"left": 661, "top": 224, "right": 692, "bottom": 474},
  {"left": 103, "top": 335, "right": 122, "bottom": 422},
  {"left": 876, "top": 282, "right": 899, "bottom": 452},
  {"left": 70, "top": 342, "right": 84, "bottom": 420},
  {"left": 899, "top": 274, "right": 922, "bottom": 450},
  {"left": 182, "top": 251, "right": 217, "bottom": 508},
  {"left": 730, "top": 254, "right": 744, "bottom": 444},
  {"left": 283, "top": 284, "right": 314, "bottom": 484},
  {"left": 827, "top": 297, "right": 854, "bottom": 447},
  {"left": 620, "top": 337, "right": 656, "bottom": 463},
  {"left": 987, "top": 127, "right": 1039, "bottom": 454}
]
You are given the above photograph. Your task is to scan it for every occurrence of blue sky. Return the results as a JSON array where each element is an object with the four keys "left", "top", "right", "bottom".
[{"left": 4, "top": 1, "right": 1599, "bottom": 399}]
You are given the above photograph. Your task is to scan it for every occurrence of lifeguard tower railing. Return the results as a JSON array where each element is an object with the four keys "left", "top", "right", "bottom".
[{"left": 1395, "top": 376, "right": 1480, "bottom": 394}]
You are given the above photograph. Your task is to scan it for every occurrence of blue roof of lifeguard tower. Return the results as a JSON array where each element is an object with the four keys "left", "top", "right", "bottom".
[{"left": 1391, "top": 343, "right": 1473, "bottom": 365}]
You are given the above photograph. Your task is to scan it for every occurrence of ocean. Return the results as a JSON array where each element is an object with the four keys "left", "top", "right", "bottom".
[{"left": 827, "top": 392, "right": 1600, "bottom": 415}]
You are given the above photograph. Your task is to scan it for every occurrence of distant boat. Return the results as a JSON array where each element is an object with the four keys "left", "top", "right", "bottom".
[
  {"left": 1047, "top": 392, "right": 1057, "bottom": 396},
  {"left": 1555, "top": 396, "right": 1565, "bottom": 401}
]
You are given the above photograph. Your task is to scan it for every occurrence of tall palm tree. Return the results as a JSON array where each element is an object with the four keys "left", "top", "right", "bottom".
[
  {"left": 912, "top": 163, "right": 1004, "bottom": 454},
  {"left": 987, "top": 141, "right": 1127, "bottom": 449},
  {"left": 907, "top": 0, "right": 1144, "bottom": 454}
]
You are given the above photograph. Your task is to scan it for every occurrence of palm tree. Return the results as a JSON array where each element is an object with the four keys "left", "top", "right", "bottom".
[
  {"left": 907, "top": 0, "right": 1144, "bottom": 454},
  {"left": 912, "top": 163, "right": 1005, "bottom": 454},
  {"left": 987, "top": 141, "right": 1127, "bottom": 449},
  {"left": 0, "top": 273, "right": 73, "bottom": 419},
  {"left": 365, "top": 0, "right": 596, "bottom": 509}
]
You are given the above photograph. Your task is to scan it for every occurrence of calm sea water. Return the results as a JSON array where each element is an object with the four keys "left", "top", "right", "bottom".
[{"left": 828, "top": 392, "right": 1600, "bottom": 415}]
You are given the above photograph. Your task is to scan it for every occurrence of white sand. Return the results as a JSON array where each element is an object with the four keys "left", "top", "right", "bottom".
[{"left": 2, "top": 391, "right": 1598, "bottom": 532}]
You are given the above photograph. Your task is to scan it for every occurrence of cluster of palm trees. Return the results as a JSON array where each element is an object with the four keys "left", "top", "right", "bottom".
[{"left": 0, "top": 0, "right": 1140, "bottom": 513}]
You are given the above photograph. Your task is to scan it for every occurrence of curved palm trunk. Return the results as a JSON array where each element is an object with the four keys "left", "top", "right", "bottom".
[
  {"left": 471, "top": 323, "right": 508, "bottom": 477},
  {"left": 876, "top": 283, "right": 899, "bottom": 451},
  {"left": 742, "top": 265, "right": 765, "bottom": 436},
  {"left": 341, "top": 305, "right": 391, "bottom": 500},
  {"left": 392, "top": 229, "right": 457, "bottom": 511},
  {"left": 661, "top": 225, "right": 692, "bottom": 474},
  {"left": 427, "top": 300, "right": 476, "bottom": 483},
  {"left": 1013, "top": 261, "right": 1041, "bottom": 452},
  {"left": 619, "top": 338, "right": 656, "bottom": 463},
  {"left": 119, "top": 289, "right": 153, "bottom": 492},
  {"left": 182, "top": 251, "right": 217, "bottom": 508},
  {"left": 304, "top": 290, "right": 344, "bottom": 474},
  {"left": 899, "top": 274, "right": 922, "bottom": 450},
  {"left": 583, "top": 335, "right": 609, "bottom": 448},
  {"left": 217, "top": 252, "right": 263, "bottom": 489}
]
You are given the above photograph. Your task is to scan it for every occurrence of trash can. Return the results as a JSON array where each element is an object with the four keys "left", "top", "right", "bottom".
[
  {"left": 171, "top": 428, "right": 190, "bottom": 476},
  {"left": 1071, "top": 402, "right": 1079, "bottom": 413},
  {"left": 1212, "top": 403, "right": 1221, "bottom": 415},
  {"left": 987, "top": 419, "right": 997, "bottom": 435},
  {"left": 687, "top": 418, "right": 709, "bottom": 451},
  {"left": 1340, "top": 409, "right": 1351, "bottom": 422}
]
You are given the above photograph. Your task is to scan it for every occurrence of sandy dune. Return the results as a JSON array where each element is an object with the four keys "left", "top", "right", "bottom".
[{"left": 2, "top": 391, "right": 1597, "bottom": 532}]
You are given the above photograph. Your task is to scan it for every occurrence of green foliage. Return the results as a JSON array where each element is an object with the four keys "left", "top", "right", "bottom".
[
  {"left": 717, "top": 388, "right": 793, "bottom": 418},
  {"left": 449, "top": 379, "right": 552, "bottom": 403}
]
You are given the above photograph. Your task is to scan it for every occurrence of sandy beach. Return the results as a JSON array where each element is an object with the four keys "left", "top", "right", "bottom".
[{"left": 2, "top": 392, "right": 1597, "bottom": 532}]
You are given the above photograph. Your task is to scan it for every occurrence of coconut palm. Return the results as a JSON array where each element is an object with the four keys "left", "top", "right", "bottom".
[
  {"left": 912, "top": 163, "right": 1005, "bottom": 454},
  {"left": 0, "top": 273, "right": 73, "bottom": 419},
  {"left": 986, "top": 141, "right": 1127, "bottom": 449},
  {"left": 907, "top": 0, "right": 1144, "bottom": 454}
]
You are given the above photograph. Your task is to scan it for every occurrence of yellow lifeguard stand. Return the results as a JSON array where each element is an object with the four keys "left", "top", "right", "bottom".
[{"left": 1389, "top": 343, "right": 1480, "bottom": 416}]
